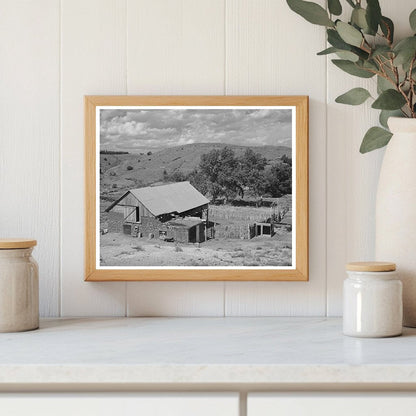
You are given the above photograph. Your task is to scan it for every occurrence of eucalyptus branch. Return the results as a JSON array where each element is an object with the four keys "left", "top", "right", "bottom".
[{"left": 287, "top": 0, "right": 416, "bottom": 152}]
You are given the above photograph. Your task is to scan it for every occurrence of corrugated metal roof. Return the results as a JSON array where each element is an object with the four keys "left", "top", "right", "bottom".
[{"left": 129, "top": 181, "right": 209, "bottom": 217}]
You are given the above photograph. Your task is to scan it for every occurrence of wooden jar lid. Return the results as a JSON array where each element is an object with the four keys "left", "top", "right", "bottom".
[
  {"left": 346, "top": 261, "right": 396, "bottom": 272},
  {"left": 0, "top": 239, "right": 37, "bottom": 249}
]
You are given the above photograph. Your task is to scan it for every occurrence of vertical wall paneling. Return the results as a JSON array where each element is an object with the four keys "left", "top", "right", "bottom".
[
  {"left": 125, "top": 0, "right": 226, "bottom": 316},
  {"left": 61, "top": 0, "right": 127, "bottom": 316},
  {"left": 5, "top": 1, "right": 411, "bottom": 316},
  {"left": 326, "top": 0, "right": 415, "bottom": 316},
  {"left": 0, "top": 0, "right": 60, "bottom": 316},
  {"left": 224, "top": 0, "right": 327, "bottom": 315}
]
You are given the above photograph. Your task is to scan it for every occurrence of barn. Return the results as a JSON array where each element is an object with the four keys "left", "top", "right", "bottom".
[{"left": 105, "top": 181, "right": 210, "bottom": 244}]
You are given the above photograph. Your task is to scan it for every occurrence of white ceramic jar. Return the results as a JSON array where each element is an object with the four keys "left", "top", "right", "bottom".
[
  {"left": 343, "top": 262, "right": 402, "bottom": 338},
  {"left": 0, "top": 239, "right": 39, "bottom": 332}
]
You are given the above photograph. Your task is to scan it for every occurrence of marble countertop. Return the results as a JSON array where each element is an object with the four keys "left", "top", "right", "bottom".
[{"left": 1, "top": 317, "right": 416, "bottom": 388}]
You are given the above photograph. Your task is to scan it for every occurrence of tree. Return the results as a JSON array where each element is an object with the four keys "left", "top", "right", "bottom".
[
  {"left": 188, "top": 169, "right": 209, "bottom": 195},
  {"left": 235, "top": 148, "right": 267, "bottom": 198},
  {"left": 265, "top": 162, "right": 292, "bottom": 197},
  {"left": 199, "top": 147, "right": 239, "bottom": 200}
]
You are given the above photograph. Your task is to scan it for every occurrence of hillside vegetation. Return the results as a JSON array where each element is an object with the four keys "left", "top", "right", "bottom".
[{"left": 100, "top": 142, "right": 291, "bottom": 203}]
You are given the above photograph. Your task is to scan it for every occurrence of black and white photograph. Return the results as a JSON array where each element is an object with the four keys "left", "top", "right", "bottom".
[{"left": 98, "top": 106, "right": 295, "bottom": 268}]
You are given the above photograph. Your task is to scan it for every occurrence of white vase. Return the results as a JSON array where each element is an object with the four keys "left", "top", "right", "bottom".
[{"left": 375, "top": 117, "right": 416, "bottom": 327}]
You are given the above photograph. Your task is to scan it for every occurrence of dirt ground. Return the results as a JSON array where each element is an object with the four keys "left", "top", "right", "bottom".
[{"left": 100, "top": 228, "right": 292, "bottom": 267}]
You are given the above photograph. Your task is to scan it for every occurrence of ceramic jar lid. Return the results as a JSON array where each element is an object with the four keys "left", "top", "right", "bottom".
[
  {"left": 346, "top": 261, "right": 396, "bottom": 272},
  {"left": 0, "top": 239, "right": 37, "bottom": 249}
]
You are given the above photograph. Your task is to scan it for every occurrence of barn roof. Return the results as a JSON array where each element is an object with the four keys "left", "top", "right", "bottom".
[{"left": 106, "top": 181, "right": 209, "bottom": 216}]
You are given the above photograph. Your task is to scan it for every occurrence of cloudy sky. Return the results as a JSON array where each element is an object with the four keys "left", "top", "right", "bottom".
[{"left": 100, "top": 108, "right": 292, "bottom": 153}]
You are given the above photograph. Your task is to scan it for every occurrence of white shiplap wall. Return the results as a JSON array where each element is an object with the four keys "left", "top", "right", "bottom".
[{"left": 0, "top": 0, "right": 412, "bottom": 317}]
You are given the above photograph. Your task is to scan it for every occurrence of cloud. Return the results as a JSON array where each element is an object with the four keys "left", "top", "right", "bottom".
[{"left": 100, "top": 108, "right": 292, "bottom": 153}]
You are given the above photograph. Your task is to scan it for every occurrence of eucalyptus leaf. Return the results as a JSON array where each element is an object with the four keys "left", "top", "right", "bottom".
[
  {"left": 380, "top": 16, "right": 394, "bottom": 43},
  {"left": 336, "top": 21, "right": 363, "bottom": 47},
  {"left": 332, "top": 59, "right": 375, "bottom": 78},
  {"left": 317, "top": 46, "right": 338, "bottom": 55},
  {"left": 360, "top": 127, "right": 392, "bottom": 153},
  {"left": 393, "top": 36, "right": 416, "bottom": 67},
  {"left": 366, "top": 0, "right": 382, "bottom": 35},
  {"left": 328, "top": 0, "right": 342, "bottom": 16},
  {"left": 327, "top": 29, "right": 351, "bottom": 50},
  {"left": 336, "top": 50, "right": 359, "bottom": 62},
  {"left": 363, "top": 59, "right": 379, "bottom": 71},
  {"left": 327, "top": 29, "right": 368, "bottom": 58},
  {"left": 372, "top": 89, "right": 406, "bottom": 110},
  {"left": 379, "top": 110, "right": 402, "bottom": 129},
  {"left": 351, "top": 7, "right": 369, "bottom": 32},
  {"left": 287, "top": 0, "right": 334, "bottom": 27},
  {"left": 410, "top": 9, "right": 416, "bottom": 32},
  {"left": 345, "top": 0, "right": 355, "bottom": 7},
  {"left": 377, "top": 76, "right": 393, "bottom": 94},
  {"left": 372, "top": 45, "right": 391, "bottom": 58},
  {"left": 335, "top": 88, "right": 371, "bottom": 105}
]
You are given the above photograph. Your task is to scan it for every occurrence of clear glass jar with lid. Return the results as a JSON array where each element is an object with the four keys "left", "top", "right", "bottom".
[
  {"left": 0, "top": 239, "right": 39, "bottom": 332},
  {"left": 343, "top": 261, "right": 402, "bottom": 338}
]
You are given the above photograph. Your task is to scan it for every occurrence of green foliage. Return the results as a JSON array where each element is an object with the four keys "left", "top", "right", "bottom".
[
  {"left": 287, "top": 0, "right": 334, "bottom": 27},
  {"left": 286, "top": 0, "right": 416, "bottom": 153},
  {"left": 372, "top": 89, "right": 407, "bottom": 110},
  {"left": 379, "top": 110, "right": 402, "bottom": 129},
  {"left": 317, "top": 46, "right": 337, "bottom": 55},
  {"left": 410, "top": 9, "right": 416, "bottom": 32},
  {"left": 336, "top": 21, "right": 363, "bottom": 47},
  {"left": 380, "top": 16, "right": 394, "bottom": 44},
  {"left": 335, "top": 88, "right": 371, "bottom": 105},
  {"left": 366, "top": 0, "right": 382, "bottom": 35},
  {"left": 351, "top": 7, "right": 369, "bottom": 33},
  {"left": 393, "top": 37, "right": 416, "bottom": 69},
  {"left": 360, "top": 127, "right": 392, "bottom": 153},
  {"left": 328, "top": 0, "right": 342, "bottom": 16},
  {"left": 331, "top": 59, "right": 375, "bottom": 78}
]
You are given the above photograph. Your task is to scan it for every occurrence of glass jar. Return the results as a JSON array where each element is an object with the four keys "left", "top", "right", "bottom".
[
  {"left": 0, "top": 239, "right": 39, "bottom": 332},
  {"left": 343, "top": 262, "right": 402, "bottom": 338}
]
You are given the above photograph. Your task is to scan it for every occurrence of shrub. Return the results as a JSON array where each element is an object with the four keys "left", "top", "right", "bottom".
[{"left": 127, "top": 165, "right": 133, "bottom": 171}]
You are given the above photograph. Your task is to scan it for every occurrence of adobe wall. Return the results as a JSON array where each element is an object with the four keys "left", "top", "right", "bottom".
[{"left": 108, "top": 211, "right": 123, "bottom": 233}]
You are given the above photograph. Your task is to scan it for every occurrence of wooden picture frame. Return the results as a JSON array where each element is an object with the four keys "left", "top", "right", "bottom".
[{"left": 85, "top": 96, "right": 308, "bottom": 281}]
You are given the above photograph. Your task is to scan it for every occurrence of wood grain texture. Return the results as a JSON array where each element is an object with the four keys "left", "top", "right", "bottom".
[
  {"left": 125, "top": 0, "right": 226, "bottom": 316},
  {"left": 85, "top": 96, "right": 308, "bottom": 282},
  {"left": 0, "top": 0, "right": 60, "bottom": 317},
  {"left": 326, "top": 0, "right": 415, "bottom": 316},
  {"left": 0, "top": 240, "right": 37, "bottom": 249},
  {"left": 61, "top": 0, "right": 127, "bottom": 316},
  {"left": 224, "top": 0, "right": 326, "bottom": 315}
]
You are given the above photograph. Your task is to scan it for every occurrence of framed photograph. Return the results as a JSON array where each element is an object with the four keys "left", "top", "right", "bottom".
[{"left": 85, "top": 96, "right": 308, "bottom": 281}]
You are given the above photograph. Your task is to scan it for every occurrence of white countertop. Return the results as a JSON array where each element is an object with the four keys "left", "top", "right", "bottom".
[{"left": 1, "top": 317, "right": 416, "bottom": 389}]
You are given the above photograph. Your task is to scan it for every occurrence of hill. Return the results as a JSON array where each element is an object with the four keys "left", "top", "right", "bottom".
[{"left": 100, "top": 142, "right": 291, "bottom": 203}]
